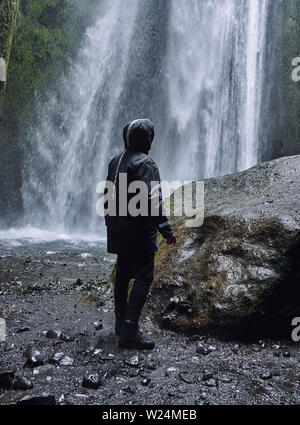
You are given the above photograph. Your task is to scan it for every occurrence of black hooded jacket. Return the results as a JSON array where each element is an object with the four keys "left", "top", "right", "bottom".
[{"left": 105, "top": 119, "right": 174, "bottom": 254}]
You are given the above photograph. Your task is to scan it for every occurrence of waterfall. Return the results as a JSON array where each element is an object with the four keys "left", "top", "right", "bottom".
[{"left": 21, "top": 0, "right": 271, "bottom": 235}]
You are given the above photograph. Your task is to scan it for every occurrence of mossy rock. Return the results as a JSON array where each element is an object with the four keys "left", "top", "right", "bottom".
[{"left": 147, "top": 155, "right": 300, "bottom": 338}]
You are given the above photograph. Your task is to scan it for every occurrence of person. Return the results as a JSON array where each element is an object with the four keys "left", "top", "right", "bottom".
[{"left": 105, "top": 119, "right": 176, "bottom": 350}]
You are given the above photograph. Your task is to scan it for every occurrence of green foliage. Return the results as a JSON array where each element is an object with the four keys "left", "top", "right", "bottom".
[
  {"left": 0, "top": 0, "right": 99, "bottom": 223},
  {"left": 3, "top": 0, "right": 98, "bottom": 118},
  {"left": 0, "top": 0, "right": 19, "bottom": 94}
]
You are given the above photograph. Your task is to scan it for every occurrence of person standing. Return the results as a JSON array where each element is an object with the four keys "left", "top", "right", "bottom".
[{"left": 105, "top": 119, "right": 176, "bottom": 350}]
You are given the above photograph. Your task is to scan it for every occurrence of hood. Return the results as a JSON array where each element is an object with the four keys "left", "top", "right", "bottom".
[{"left": 123, "top": 119, "right": 155, "bottom": 154}]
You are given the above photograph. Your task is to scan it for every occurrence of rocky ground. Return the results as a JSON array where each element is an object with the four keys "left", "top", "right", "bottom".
[{"left": 0, "top": 239, "right": 300, "bottom": 406}]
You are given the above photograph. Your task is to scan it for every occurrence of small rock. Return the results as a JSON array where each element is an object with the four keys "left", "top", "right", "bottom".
[
  {"left": 94, "top": 321, "right": 103, "bottom": 331},
  {"left": 17, "top": 393, "right": 56, "bottom": 405},
  {"left": 60, "top": 356, "right": 74, "bottom": 366},
  {"left": 206, "top": 379, "right": 217, "bottom": 387},
  {"left": 16, "top": 327, "right": 30, "bottom": 334},
  {"left": 59, "top": 394, "right": 65, "bottom": 405},
  {"left": 207, "top": 346, "right": 217, "bottom": 353},
  {"left": 259, "top": 340, "right": 266, "bottom": 349},
  {"left": 191, "top": 356, "right": 200, "bottom": 364},
  {"left": 179, "top": 373, "right": 193, "bottom": 384},
  {"left": 82, "top": 373, "right": 101, "bottom": 390},
  {"left": 60, "top": 333, "right": 74, "bottom": 343},
  {"left": 0, "top": 369, "right": 15, "bottom": 389},
  {"left": 196, "top": 344, "right": 209, "bottom": 356},
  {"left": 260, "top": 372, "right": 272, "bottom": 380},
  {"left": 232, "top": 344, "right": 239, "bottom": 354},
  {"left": 202, "top": 371, "right": 214, "bottom": 381},
  {"left": 145, "top": 361, "right": 157, "bottom": 371},
  {"left": 125, "top": 356, "right": 139, "bottom": 367},
  {"left": 283, "top": 351, "right": 291, "bottom": 358},
  {"left": 121, "top": 386, "right": 135, "bottom": 395},
  {"left": 48, "top": 352, "right": 65, "bottom": 364},
  {"left": 23, "top": 348, "right": 44, "bottom": 369},
  {"left": 221, "top": 377, "right": 233, "bottom": 384},
  {"left": 46, "top": 330, "right": 62, "bottom": 340},
  {"left": 4, "top": 342, "right": 15, "bottom": 352},
  {"left": 189, "top": 335, "right": 202, "bottom": 342},
  {"left": 12, "top": 376, "right": 33, "bottom": 391},
  {"left": 141, "top": 378, "right": 151, "bottom": 386},
  {"left": 75, "top": 278, "right": 84, "bottom": 286},
  {"left": 165, "top": 367, "right": 179, "bottom": 378}
]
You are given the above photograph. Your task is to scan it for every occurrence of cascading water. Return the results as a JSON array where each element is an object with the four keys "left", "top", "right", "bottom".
[{"left": 21, "top": 0, "right": 271, "bottom": 236}]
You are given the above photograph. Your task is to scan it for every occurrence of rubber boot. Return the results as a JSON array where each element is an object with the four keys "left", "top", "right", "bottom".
[
  {"left": 119, "top": 320, "right": 155, "bottom": 350},
  {"left": 115, "top": 314, "right": 125, "bottom": 337}
]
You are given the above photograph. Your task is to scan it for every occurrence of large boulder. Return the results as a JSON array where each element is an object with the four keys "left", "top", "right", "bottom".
[{"left": 148, "top": 155, "right": 300, "bottom": 338}]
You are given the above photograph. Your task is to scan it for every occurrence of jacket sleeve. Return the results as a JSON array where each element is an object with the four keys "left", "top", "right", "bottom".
[{"left": 136, "top": 160, "right": 174, "bottom": 240}]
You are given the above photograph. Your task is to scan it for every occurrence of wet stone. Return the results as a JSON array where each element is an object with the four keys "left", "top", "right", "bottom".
[
  {"left": 125, "top": 356, "right": 139, "bottom": 367},
  {"left": 202, "top": 371, "right": 214, "bottom": 381},
  {"left": 121, "top": 386, "right": 135, "bottom": 395},
  {"left": 232, "top": 344, "right": 239, "bottom": 354},
  {"left": 48, "top": 352, "right": 65, "bottom": 365},
  {"left": 60, "top": 333, "right": 74, "bottom": 343},
  {"left": 17, "top": 393, "right": 56, "bottom": 406},
  {"left": 141, "top": 378, "right": 151, "bottom": 386},
  {"left": 23, "top": 348, "right": 44, "bottom": 369},
  {"left": 260, "top": 372, "right": 272, "bottom": 380},
  {"left": 165, "top": 367, "right": 179, "bottom": 378},
  {"left": 75, "top": 278, "right": 84, "bottom": 286},
  {"left": 207, "top": 346, "right": 217, "bottom": 353},
  {"left": 0, "top": 369, "right": 15, "bottom": 389},
  {"left": 60, "top": 356, "right": 74, "bottom": 366},
  {"left": 189, "top": 335, "right": 202, "bottom": 342},
  {"left": 12, "top": 376, "right": 34, "bottom": 391},
  {"left": 46, "top": 330, "right": 62, "bottom": 340},
  {"left": 206, "top": 379, "right": 217, "bottom": 387},
  {"left": 16, "top": 327, "right": 30, "bottom": 334},
  {"left": 94, "top": 321, "right": 103, "bottom": 331},
  {"left": 82, "top": 373, "right": 102, "bottom": 390},
  {"left": 196, "top": 344, "right": 209, "bottom": 356},
  {"left": 179, "top": 373, "right": 193, "bottom": 384},
  {"left": 221, "top": 377, "right": 233, "bottom": 384},
  {"left": 4, "top": 342, "right": 15, "bottom": 352}
]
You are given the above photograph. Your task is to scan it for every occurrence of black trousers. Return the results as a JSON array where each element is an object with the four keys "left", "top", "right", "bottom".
[{"left": 114, "top": 251, "right": 155, "bottom": 323}]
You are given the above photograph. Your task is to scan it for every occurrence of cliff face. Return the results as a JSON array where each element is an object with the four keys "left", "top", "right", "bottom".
[
  {"left": 260, "top": 0, "right": 300, "bottom": 162},
  {"left": 280, "top": 1, "right": 300, "bottom": 158},
  {"left": 0, "top": 0, "right": 99, "bottom": 225},
  {"left": 0, "top": 0, "right": 19, "bottom": 95},
  {"left": 148, "top": 155, "right": 300, "bottom": 338}
]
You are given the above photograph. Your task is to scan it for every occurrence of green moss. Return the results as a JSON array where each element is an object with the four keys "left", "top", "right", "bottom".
[
  {"left": 3, "top": 0, "right": 98, "bottom": 120},
  {"left": 0, "top": 0, "right": 99, "bottom": 222},
  {"left": 0, "top": 0, "right": 19, "bottom": 94}
]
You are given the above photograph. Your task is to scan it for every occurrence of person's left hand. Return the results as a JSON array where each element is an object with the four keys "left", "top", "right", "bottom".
[{"left": 166, "top": 234, "right": 177, "bottom": 246}]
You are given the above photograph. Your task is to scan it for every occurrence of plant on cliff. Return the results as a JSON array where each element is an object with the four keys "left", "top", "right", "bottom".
[{"left": 0, "top": 0, "right": 99, "bottom": 223}]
